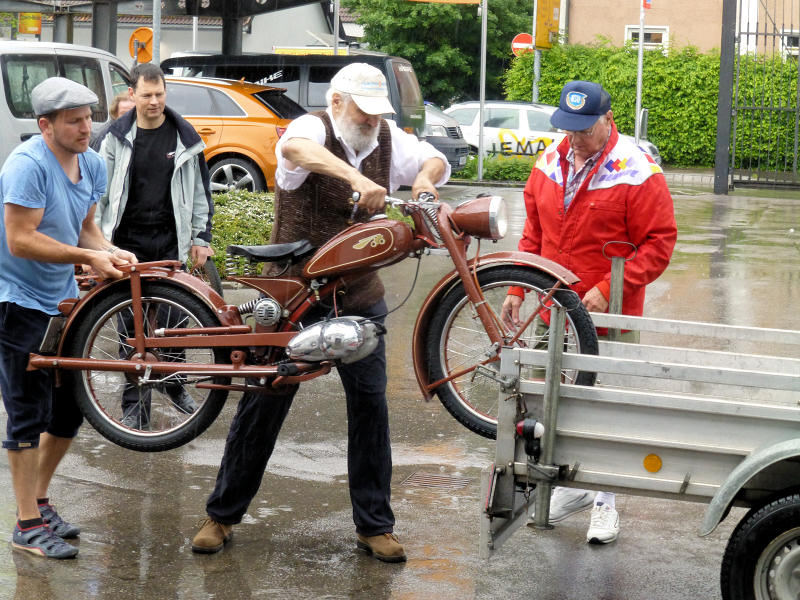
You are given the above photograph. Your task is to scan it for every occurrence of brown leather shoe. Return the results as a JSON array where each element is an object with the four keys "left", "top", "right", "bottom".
[
  {"left": 356, "top": 533, "right": 407, "bottom": 563},
  {"left": 191, "top": 517, "right": 233, "bottom": 554}
]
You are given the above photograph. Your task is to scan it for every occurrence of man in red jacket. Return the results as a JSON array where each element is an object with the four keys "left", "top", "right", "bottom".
[{"left": 501, "top": 80, "right": 677, "bottom": 544}]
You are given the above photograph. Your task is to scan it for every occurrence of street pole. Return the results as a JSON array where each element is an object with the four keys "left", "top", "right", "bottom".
[
  {"left": 634, "top": 0, "right": 644, "bottom": 143},
  {"left": 153, "top": 0, "right": 161, "bottom": 64},
  {"left": 532, "top": 0, "right": 540, "bottom": 102},
  {"left": 192, "top": 16, "right": 198, "bottom": 51},
  {"left": 333, "top": 0, "right": 340, "bottom": 55},
  {"left": 478, "top": 0, "right": 488, "bottom": 180}
]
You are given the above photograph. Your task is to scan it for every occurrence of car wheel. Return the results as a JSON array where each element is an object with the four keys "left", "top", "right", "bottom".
[{"left": 208, "top": 158, "right": 266, "bottom": 193}]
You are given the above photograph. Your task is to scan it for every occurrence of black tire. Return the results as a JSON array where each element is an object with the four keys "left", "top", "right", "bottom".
[
  {"left": 187, "top": 259, "right": 224, "bottom": 296},
  {"left": 208, "top": 157, "right": 265, "bottom": 193},
  {"left": 425, "top": 266, "right": 598, "bottom": 439},
  {"left": 721, "top": 494, "right": 800, "bottom": 600},
  {"left": 65, "top": 281, "right": 231, "bottom": 452}
]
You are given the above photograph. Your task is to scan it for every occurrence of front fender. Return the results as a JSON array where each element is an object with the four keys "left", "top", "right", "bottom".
[
  {"left": 411, "top": 251, "right": 580, "bottom": 400},
  {"left": 700, "top": 439, "right": 800, "bottom": 536},
  {"left": 56, "top": 266, "right": 240, "bottom": 356}
]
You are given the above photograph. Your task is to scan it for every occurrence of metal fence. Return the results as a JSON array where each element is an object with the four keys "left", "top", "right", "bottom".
[{"left": 725, "top": 0, "right": 800, "bottom": 189}]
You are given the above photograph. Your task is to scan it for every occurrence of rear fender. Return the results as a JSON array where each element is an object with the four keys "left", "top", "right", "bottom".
[
  {"left": 700, "top": 439, "right": 800, "bottom": 536},
  {"left": 56, "top": 267, "right": 241, "bottom": 356},
  {"left": 411, "top": 251, "right": 580, "bottom": 400}
]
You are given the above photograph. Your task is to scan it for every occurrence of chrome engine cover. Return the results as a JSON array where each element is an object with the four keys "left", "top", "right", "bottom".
[{"left": 287, "top": 317, "right": 381, "bottom": 364}]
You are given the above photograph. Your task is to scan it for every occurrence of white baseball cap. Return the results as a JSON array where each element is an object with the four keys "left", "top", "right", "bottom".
[{"left": 330, "top": 63, "right": 396, "bottom": 116}]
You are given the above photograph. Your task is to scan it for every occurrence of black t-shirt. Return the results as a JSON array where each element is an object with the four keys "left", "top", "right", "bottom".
[{"left": 114, "top": 118, "right": 179, "bottom": 260}]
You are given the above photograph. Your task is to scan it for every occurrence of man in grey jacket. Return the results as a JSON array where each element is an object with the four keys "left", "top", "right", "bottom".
[{"left": 95, "top": 62, "right": 214, "bottom": 428}]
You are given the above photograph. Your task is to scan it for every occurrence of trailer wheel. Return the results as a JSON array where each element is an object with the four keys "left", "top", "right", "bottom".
[{"left": 721, "top": 493, "right": 800, "bottom": 600}]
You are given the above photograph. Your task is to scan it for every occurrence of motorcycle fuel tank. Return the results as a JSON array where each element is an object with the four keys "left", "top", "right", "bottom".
[{"left": 303, "top": 219, "right": 414, "bottom": 279}]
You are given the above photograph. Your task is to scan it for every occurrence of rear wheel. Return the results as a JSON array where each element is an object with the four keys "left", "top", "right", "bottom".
[
  {"left": 208, "top": 157, "right": 265, "bottom": 193},
  {"left": 425, "top": 266, "right": 598, "bottom": 439},
  {"left": 66, "top": 282, "right": 231, "bottom": 451}
]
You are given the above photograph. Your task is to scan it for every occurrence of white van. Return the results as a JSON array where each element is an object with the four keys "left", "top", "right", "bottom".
[{"left": 0, "top": 41, "right": 131, "bottom": 167}]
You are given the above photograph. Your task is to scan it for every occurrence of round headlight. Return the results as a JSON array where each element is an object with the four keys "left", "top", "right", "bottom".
[{"left": 489, "top": 196, "right": 508, "bottom": 240}]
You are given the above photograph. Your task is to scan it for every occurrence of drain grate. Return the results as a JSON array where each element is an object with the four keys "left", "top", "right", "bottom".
[{"left": 401, "top": 471, "right": 472, "bottom": 490}]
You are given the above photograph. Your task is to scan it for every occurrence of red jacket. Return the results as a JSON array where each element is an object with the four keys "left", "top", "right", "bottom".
[{"left": 519, "top": 124, "right": 676, "bottom": 318}]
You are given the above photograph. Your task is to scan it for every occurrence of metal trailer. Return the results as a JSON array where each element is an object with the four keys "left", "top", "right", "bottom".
[{"left": 481, "top": 305, "right": 800, "bottom": 600}]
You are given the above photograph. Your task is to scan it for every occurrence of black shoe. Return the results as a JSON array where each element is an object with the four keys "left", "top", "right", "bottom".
[{"left": 169, "top": 389, "right": 198, "bottom": 414}]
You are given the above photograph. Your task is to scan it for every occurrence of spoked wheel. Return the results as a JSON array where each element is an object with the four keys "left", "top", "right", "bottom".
[
  {"left": 65, "top": 282, "right": 231, "bottom": 452},
  {"left": 425, "top": 266, "right": 598, "bottom": 439},
  {"left": 722, "top": 494, "right": 800, "bottom": 600}
]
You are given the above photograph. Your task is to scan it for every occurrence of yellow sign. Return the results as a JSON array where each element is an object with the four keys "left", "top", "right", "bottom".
[
  {"left": 129, "top": 27, "right": 153, "bottom": 63},
  {"left": 18, "top": 13, "right": 41, "bottom": 35},
  {"left": 273, "top": 47, "right": 350, "bottom": 55},
  {"left": 535, "top": 0, "right": 560, "bottom": 49},
  {"left": 407, "top": 0, "right": 481, "bottom": 4}
]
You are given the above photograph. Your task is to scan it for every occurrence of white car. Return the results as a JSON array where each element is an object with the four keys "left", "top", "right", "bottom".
[{"left": 444, "top": 100, "right": 662, "bottom": 165}]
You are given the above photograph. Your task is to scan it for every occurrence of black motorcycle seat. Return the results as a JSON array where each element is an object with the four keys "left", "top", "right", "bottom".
[{"left": 226, "top": 240, "right": 316, "bottom": 263}]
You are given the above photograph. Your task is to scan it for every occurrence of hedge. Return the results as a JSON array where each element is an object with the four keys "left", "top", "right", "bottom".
[{"left": 503, "top": 42, "right": 799, "bottom": 168}]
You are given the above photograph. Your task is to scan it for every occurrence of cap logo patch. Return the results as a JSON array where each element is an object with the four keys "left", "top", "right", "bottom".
[{"left": 566, "top": 91, "right": 587, "bottom": 111}]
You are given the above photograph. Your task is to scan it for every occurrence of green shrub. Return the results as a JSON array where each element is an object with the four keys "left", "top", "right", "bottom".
[
  {"left": 456, "top": 154, "right": 536, "bottom": 182},
  {"left": 503, "top": 42, "right": 798, "bottom": 169},
  {"left": 210, "top": 190, "right": 274, "bottom": 274}
]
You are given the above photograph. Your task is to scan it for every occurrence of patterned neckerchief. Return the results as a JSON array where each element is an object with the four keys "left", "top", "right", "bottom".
[{"left": 563, "top": 129, "right": 611, "bottom": 209}]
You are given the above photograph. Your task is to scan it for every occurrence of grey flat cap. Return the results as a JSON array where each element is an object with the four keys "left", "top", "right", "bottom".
[{"left": 31, "top": 77, "right": 99, "bottom": 116}]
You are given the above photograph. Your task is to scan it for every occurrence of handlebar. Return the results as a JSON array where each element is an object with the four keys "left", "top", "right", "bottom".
[{"left": 349, "top": 191, "right": 438, "bottom": 223}]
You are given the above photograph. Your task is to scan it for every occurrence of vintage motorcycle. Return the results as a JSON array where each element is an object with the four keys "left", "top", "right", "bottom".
[{"left": 29, "top": 193, "right": 598, "bottom": 452}]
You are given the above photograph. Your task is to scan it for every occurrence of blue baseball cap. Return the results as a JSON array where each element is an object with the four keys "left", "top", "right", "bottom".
[{"left": 550, "top": 81, "right": 612, "bottom": 131}]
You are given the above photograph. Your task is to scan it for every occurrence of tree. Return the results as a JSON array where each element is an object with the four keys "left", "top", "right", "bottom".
[{"left": 342, "top": 0, "right": 531, "bottom": 106}]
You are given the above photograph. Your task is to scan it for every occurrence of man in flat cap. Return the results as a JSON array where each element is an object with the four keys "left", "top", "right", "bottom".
[
  {"left": 0, "top": 76, "right": 137, "bottom": 559},
  {"left": 191, "top": 62, "right": 449, "bottom": 562},
  {"left": 501, "top": 80, "right": 676, "bottom": 545}
]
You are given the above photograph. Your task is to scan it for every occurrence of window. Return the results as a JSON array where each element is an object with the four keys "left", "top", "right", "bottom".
[
  {"left": 308, "top": 66, "right": 340, "bottom": 108},
  {"left": 1, "top": 54, "right": 58, "bottom": 118},
  {"left": 60, "top": 56, "right": 108, "bottom": 121},
  {"left": 625, "top": 25, "right": 669, "bottom": 50},
  {"left": 166, "top": 83, "right": 217, "bottom": 115},
  {"left": 527, "top": 109, "right": 554, "bottom": 132},
  {"left": 254, "top": 90, "right": 306, "bottom": 119},
  {"left": 447, "top": 108, "right": 478, "bottom": 127},
  {"left": 109, "top": 64, "right": 131, "bottom": 97},
  {"left": 248, "top": 66, "right": 301, "bottom": 104},
  {"left": 484, "top": 108, "right": 519, "bottom": 129},
  {"left": 782, "top": 30, "right": 799, "bottom": 57},
  {"left": 390, "top": 60, "right": 423, "bottom": 107}
]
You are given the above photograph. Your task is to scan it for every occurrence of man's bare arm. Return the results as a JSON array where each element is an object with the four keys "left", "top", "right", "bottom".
[
  {"left": 6, "top": 203, "right": 134, "bottom": 279},
  {"left": 411, "top": 157, "right": 447, "bottom": 201}
]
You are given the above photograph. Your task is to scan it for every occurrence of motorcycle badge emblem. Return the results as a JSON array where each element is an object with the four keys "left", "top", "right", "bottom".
[
  {"left": 566, "top": 91, "right": 587, "bottom": 111},
  {"left": 353, "top": 233, "right": 386, "bottom": 250}
]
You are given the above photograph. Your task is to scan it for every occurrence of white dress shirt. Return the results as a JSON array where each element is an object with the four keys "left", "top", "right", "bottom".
[{"left": 275, "top": 107, "right": 451, "bottom": 192}]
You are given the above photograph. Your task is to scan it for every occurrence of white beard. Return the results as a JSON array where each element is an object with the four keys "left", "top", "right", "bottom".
[{"left": 336, "top": 109, "right": 379, "bottom": 153}]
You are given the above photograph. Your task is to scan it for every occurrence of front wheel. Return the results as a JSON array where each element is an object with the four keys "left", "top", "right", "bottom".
[
  {"left": 65, "top": 281, "right": 231, "bottom": 452},
  {"left": 425, "top": 266, "right": 598, "bottom": 439},
  {"left": 721, "top": 494, "right": 800, "bottom": 600}
]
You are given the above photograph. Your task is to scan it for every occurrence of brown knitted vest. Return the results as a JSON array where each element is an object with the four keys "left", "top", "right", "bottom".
[{"left": 272, "top": 110, "right": 392, "bottom": 312}]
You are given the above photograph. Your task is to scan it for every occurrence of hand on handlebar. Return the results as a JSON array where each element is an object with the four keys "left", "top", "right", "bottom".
[{"left": 350, "top": 176, "right": 387, "bottom": 216}]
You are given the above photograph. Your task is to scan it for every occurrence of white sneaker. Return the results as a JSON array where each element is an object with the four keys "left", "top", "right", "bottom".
[
  {"left": 586, "top": 504, "right": 620, "bottom": 544},
  {"left": 528, "top": 488, "right": 595, "bottom": 525}
]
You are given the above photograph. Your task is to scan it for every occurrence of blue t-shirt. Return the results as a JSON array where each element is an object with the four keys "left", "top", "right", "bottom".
[{"left": 0, "top": 136, "right": 107, "bottom": 315}]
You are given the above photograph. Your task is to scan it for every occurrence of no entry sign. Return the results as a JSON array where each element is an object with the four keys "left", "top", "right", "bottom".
[{"left": 511, "top": 32, "right": 534, "bottom": 56}]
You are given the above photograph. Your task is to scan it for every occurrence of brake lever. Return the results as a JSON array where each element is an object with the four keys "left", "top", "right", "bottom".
[{"left": 348, "top": 191, "right": 361, "bottom": 223}]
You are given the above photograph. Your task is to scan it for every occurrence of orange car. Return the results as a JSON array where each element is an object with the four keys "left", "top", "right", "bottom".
[{"left": 165, "top": 76, "right": 306, "bottom": 192}]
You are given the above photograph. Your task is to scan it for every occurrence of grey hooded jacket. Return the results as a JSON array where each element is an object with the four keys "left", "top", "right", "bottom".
[{"left": 95, "top": 106, "right": 213, "bottom": 262}]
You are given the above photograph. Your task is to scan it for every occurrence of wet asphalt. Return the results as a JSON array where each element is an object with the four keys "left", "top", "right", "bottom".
[{"left": 1, "top": 182, "right": 799, "bottom": 599}]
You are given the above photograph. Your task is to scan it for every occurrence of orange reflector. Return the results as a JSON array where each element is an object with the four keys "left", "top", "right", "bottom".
[{"left": 643, "top": 454, "right": 662, "bottom": 473}]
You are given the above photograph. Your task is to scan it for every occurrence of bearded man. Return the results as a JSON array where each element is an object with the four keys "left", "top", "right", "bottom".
[{"left": 191, "top": 63, "right": 450, "bottom": 562}]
